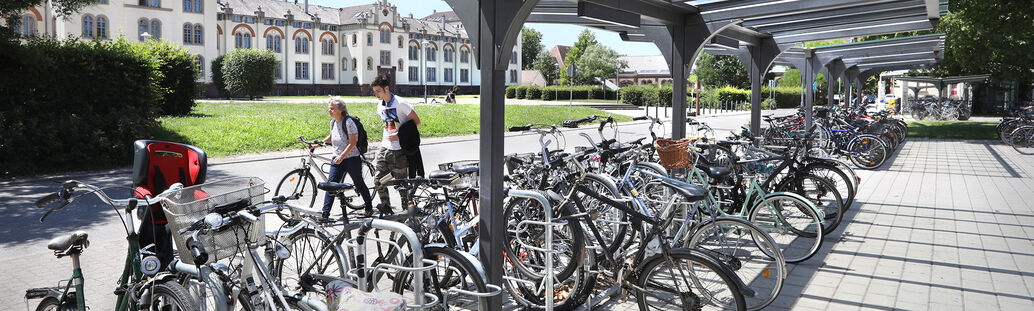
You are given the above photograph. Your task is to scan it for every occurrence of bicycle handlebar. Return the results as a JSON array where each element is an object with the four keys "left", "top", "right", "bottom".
[{"left": 35, "top": 180, "right": 176, "bottom": 222}]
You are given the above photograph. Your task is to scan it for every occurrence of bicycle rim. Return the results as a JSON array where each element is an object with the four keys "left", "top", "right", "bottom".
[
  {"left": 748, "top": 195, "right": 823, "bottom": 263},
  {"left": 688, "top": 218, "right": 786, "bottom": 310},
  {"left": 636, "top": 249, "right": 747, "bottom": 311}
]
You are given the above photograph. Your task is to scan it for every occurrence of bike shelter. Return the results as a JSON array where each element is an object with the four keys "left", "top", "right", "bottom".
[
  {"left": 884, "top": 74, "right": 991, "bottom": 115},
  {"left": 437, "top": 0, "right": 949, "bottom": 309}
]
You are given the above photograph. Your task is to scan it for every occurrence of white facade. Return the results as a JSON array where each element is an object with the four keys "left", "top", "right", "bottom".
[{"left": 18, "top": 0, "right": 520, "bottom": 95}]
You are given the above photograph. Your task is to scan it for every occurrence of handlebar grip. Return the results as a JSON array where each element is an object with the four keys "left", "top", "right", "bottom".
[
  {"left": 508, "top": 125, "right": 532, "bottom": 132},
  {"left": 36, "top": 193, "right": 61, "bottom": 208},
  {"left": 633, "top": 116, "right": 647, "bottom": 121},
  {"left": 186, "top": 237, "right": 209, "bottom": 266},
  {"left": 39, "top": 200, "right": 71, "bottom": 223}
]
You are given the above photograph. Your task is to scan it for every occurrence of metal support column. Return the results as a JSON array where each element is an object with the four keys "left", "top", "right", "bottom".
[
  {"left": 670, "top": 24, "right": 687, "bottom": 139},
  {"left": 803, "top": 50, "right": 816, "bottom": 128}
]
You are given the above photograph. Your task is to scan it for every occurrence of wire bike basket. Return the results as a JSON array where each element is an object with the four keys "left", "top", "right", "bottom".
[{"left": 161, "top": 177, "right": 267, "bottom": 264}]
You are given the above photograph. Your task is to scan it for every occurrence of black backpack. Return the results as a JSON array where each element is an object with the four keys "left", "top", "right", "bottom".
[{"left": 337, "top": 116, "right": 369, "bottom": 154}]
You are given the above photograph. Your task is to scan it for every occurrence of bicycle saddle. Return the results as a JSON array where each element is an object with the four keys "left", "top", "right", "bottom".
[
  {"left": 695, "top": 163, "right": 732, "bottom": 180},
  {"left": 48, "top": 231, "right": 89, "bottom": 252},
  {"left": 428, "top": 170, "right": 458, "bottom": 182},
  {"left": 317, "top": 182, "right": 354, "bottom": 192},
  {"left": 453, "top": 165, "right": 479, "bottom": 175},
  {"left": 658, "top": 178, "right": 707, "bottom": 202}
]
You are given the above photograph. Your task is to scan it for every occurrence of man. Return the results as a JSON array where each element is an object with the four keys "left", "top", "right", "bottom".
[{"left": 371, "top": 75, "right": 421, "bottom": 212}]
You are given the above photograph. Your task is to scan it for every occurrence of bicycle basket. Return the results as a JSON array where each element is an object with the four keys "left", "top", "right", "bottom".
[
  {"left": 655, "top": 138, "right": 696, "bottom": 170},
  {"left": 161, "top": 177, "right": 266, "bottom": 264}
]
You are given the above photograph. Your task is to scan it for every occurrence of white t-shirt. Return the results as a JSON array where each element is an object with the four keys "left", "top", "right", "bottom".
[
  {"left": 376, "top": 95, "right": 413, "bottom": 151},
  {"left": 331, "top": 117, "right": 360, "bottom": 159}
]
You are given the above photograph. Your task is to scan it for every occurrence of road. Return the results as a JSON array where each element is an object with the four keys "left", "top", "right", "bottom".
[{"left": 0, "top": 108, "right": 791, "bottom": 308}]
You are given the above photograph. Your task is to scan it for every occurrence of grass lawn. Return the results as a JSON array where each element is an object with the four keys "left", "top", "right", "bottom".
[
  {"left": 154, "top": 102, "right": 631, "bottom": 157},
  {"left": 906, "top": 120, "right": 998, "bottom": 140},
  {"left": 263, "top": 95, "right": 376, "bottom": 100}
]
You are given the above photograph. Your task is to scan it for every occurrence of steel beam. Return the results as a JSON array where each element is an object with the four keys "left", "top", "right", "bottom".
[
  {"left": 773, "top": 17, "right": 935, "bottom": 44},
  {"left": 742, "top": 0, "right": 927, "bottom": 29},
  {"left": 697, "top": 0, "right": 881, "bottom": 23},
  {"left": 671, "top": 23, "right": 688, "bottom": 139}
]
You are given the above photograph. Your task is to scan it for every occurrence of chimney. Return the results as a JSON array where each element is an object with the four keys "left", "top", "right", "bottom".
[
  {"left": 305, "top": 0, "right": 309, "bottom": 14},
  {"left": 409, "top": 13, "right": 413, "bottom": 18}
]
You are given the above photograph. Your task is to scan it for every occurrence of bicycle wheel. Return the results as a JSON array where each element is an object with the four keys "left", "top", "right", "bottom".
[
  {"left": 847, "top": 135, "right": 887, "bottom": 169},
  {"left": 688, "top": 217, "right": 785, "bottom": 310},
  {"left": 803, "top": 162, "right": 856, "bottom": 209},
  {"left": 275, "top": 169, "right": 318, "bottom": 210},
  {"left": 146, "top": 282, "right": 199, "bottom": 311},
  {"left": 577, "top": 173, "right": 628, "bottom": 257},
  {"left": 635, "top": 248, "right": 746, "bottom": 311},
  {"left": 275, "top": 228, "right": 347, "bottom": 300},
  {"left": 778, "top": 174, "right": 844, "bottom": 235},
  {"left": 342, "top": 159, "right": 377, "bottom": 210},
  {"left": 393, "top": 246, "right": 490, "bottom": 310},
  {"left": 34, "top": 297, "right": 62, "bottom": 311},
  {"left": 1010, "top": 126, "right": 1034, "bottom": 155},
  {"left": 502, "top": 195, "right": 593, "bottom": 311},
  {"left": 748, "top": 194, "right": 823, "bottom": 263}
]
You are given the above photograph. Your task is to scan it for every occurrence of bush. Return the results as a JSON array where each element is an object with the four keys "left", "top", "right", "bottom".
[
  {"left": 141, "top": 40, "right": 198, "bottom": 115},
  {"left": 526, "top": 86, "right": 542, "bottom": 99},
  {"left": 515, "top": 85, "right": 528, "bottom": 99},
  {"left": 588, "top": 87, "right": 606, "bottom": 100},
  {"left": 716, "top": 86, "right": 750, "bottom": 102},
  {"left": 0, "top": 38, "right": 163, "bottom": 176},
  {"left": 764, "top": 87, "right": 801, "bottom": 108},
  {"left": 211, "top": 54, "right": 227, "bottom": 97},
  {"left": 222, "top": 49, "right": 278, "bottom": 98},
  {"left": 762, "top": 98, "right": 776, "bottom": 110},
  {"left": 620, "top": 85, "right": 659, "bottom": 106},
  {"left": 541, "top": 86, "right": 557, "bottom": 100},
  {"left": 505, "top": 86, "right": 516, "bottom": 98}
]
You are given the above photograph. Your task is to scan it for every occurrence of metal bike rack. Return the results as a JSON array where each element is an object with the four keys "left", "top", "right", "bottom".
[{"left": 502, "top": 189, "right": 566, "bottom": 311}]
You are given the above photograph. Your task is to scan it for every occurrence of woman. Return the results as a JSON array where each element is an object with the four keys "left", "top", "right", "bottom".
[{"left": 319, "top": 97, "right": 374, "bottom": 218}]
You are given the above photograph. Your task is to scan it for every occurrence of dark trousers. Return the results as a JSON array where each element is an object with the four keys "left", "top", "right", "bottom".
[{"left": 323, "top": 156, "right": 374, "bottom": 215}]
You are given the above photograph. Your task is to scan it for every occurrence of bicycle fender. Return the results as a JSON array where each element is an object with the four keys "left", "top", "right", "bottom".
[
  {"left": 760, "top": 191, "right": 822, "bottom": 216},
  {"left": 425, "top": 244, "right": 489, "bottom": 281},
  {"left": 632, "top": 162, "right": 668, "bottom": 178}
]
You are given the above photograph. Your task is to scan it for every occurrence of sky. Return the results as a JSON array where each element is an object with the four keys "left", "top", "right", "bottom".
[{"left": 307, "top": 0, "right": 662, "bottom": 56}]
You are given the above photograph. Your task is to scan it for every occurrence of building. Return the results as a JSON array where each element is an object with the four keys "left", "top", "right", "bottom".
[
  {"left": 549, "top": 45, "right": 571, "bottom": 69},
  {"left": 12, "top": 0, "right": 521, "bottom": 97},
  {"left": 520, "top": 70, "right": 547, "bottom": 87},
  {"left": 609, "top": 55, "right": 673, "bottom": 86}
]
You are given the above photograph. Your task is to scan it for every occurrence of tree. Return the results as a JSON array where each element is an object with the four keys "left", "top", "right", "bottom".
[
  {"left": 521, "top": 28, "right": 543, "bottom": 70},
  {"left": 561, "top": 29, "right": 597, "bottom": 84},
  {"left": 222, "top": 49, "right": 278, "bottom": 99},
  {"left": 211, "top": 54, "right": 228, "bottom": 97},
  {"left": 1, "top": 0, "right": 94, "bottom": 40},
  {"left": 532, "top": 49, "right": 559, "bottom": 85},
  {"left": 577, "top": 44, "right": 626, "bottom": 85},
  {"left": 141, "top": 40, "right": 199, "bottom": 115},
  {"left": 694, "top": 52, "right": 748, "bottom": 89}
]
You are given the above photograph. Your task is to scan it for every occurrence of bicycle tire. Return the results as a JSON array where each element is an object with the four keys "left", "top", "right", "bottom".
[
  {"left": 578, "top": 173, "right": 628, "bottom": 258},
  {"left": 275, "top": 228, "right": 347, "bottom": 300},
  {"left": 148, "top": 282, "right": 200, "bottom": 311},
  {"left": 803, "top": 162, "right": 856, "bottom": 209},
  {"left": 847, "top": 135, "right": 888, "bottom": 169},
  {"left": 748, "top": 194, "right": 824, "bottom": 263},
  {"left": 1010, "top": 126, "right": 1034, "bottom": 155},
  {"left": 342, "top": 159, "right": 377, "bottom": 210},
  {"left": 778, "top": 174, "right": 844, "bottom": 235},
  {"left": 275, "top": 169, "right": 319, "bottom": 210},
  {"left": 34, "top": 297, "right": 64, "bottom": 311},
  {"left": 635, "top": 248, "right": 747, "bottom": 311},
  {"left": 687, "top": 217, "right": 786, "bottom": 310},
  {"left": 393, "top": 246, "right": 490, "bottom": 310}
]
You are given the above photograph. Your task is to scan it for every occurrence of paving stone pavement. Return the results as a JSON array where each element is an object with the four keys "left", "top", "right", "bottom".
[{"left": 4, "top": 138, "right": 1034, "bottom": 310}]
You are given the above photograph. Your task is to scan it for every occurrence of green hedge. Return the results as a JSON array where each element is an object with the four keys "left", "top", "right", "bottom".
[
  {"left": 526, "top": 86, "right": 542, "bottom": 99},
  {"left": 541, "top": 86, "right": 557, "bottom": 100},
  {"left": 505, "top": 86, "right": 516, "bottom": 98},
  {"left": 1, "top": 38, "right": 172, "bottom": 176},
  {"left": 211, "top": 54, "right": 227, "bottom": 97},
  {"left": 514, "top": 85, "right": 527, "bottom": 99},
  {"left": 143, "top": 40, "right": 199, "bottom": 115},
  {"left": 222, "top": 48, "right": 278, "bottom": 98},
  {"left": 716, "top": 86, "right": 750, "bottom": 102},
  {"left": 764, "top": 87, "right": 801, "bottom": 108},
  {"left": 620, "top": 85, "right": 659, "bottom": 106}
]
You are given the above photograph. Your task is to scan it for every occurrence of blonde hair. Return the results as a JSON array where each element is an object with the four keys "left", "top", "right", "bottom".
[{"left": 329, "top": 96, "right": 349, "bottom": 117}]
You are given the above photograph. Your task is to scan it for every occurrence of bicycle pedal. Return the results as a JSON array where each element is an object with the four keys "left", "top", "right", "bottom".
[{"left": 113, "top": 285, "right": 128, "bottom": 295}]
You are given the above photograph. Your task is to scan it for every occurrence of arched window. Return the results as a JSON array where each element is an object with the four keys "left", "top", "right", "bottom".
[
  {"left": 351, "top": 33, "right": 357, "bottom": 45},
  {"left": 193, "top": 24, "right": 202, "bottom": 44},
  {"left": 266, "top": 34, "right": 281, "bottom": 52},
  {"left": 366, "top": 32, "right": 372, "bottom": 46},
  {"left": 366, "top": 57, "right": 372, "bottom": 70},
  {"left": 97, "top": 16, "right": 108, "bottom": 39},
  {"left": 295, "top": 35, "right": 309, "bottom": 54},
  {"left": 398, "top": 59, "right": 404, "bottom": 72},
  {"left": 425, "top": 46, "right": 437, "bottom": 61},
  {"left": 444, "top": 47, "right": 454, "bottom": 63},
  {"left": 150, "top": 19, "right": 161, "bottom": 39},
  {"left": 235, "top": 32, "right": 251, "bottom": 49},
  {"left": 183, "top": 0, "right": 202, "bottom": 13},
  {"left": 352, "top": 58, "right": 357, "bottom": 71},
  {"left": 82, "top": 16, "right": 94, "bottom": 38},
  {"left": 397, "top": 35, "right": 403, "bottom": 48},
  {"left": 183, "top": 24, "right": 193, "bottom": 43},
  {"left": 149, "top": 0, "right": 161, "bottom": 8},
  {"left": 379, "top": 25, "right": 390, "bottom": 43},
  {"left": 138, "top": 19, "right": 149, "bottom": 41},
  {"left": 196, "top": 55, "right": 204, "bottom": 78},
  {"left": 19, "top": 15, "right": 36, "bottom": 37},
  {"left": 460, "top": 48, "right": 469, "bottom": 63},
  {"left": 322, "top": 39, "right": 334, "bottom": 55},
  {"left": 342, "top": 57, "right": 347, "bottom": 71},
  {"left": 352, "top": 76, "right": 358, "bottom": 84}
]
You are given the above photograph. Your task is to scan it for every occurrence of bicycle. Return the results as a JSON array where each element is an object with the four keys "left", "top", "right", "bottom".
[
  {"left": 26, "top": 180, "right": 197, "bottom": 311},
  {"left": 275, "top": 136, "right": 375, "bottom": 211}
]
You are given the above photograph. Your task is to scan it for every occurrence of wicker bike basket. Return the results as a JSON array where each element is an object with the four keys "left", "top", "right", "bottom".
[
  {"left": 161, "top": 177, "right": 266, "bottom": 264},
  {"left": 654, "top": 138, "right": 696, "bottom": 170}
]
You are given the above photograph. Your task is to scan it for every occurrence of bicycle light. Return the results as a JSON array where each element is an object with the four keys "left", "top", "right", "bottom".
[
  {"left": 141, "top": 256, "right": 162, "bottom": 276},
  {"left": 204, "top": 213, "right": 224, "bottom": 227}
]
